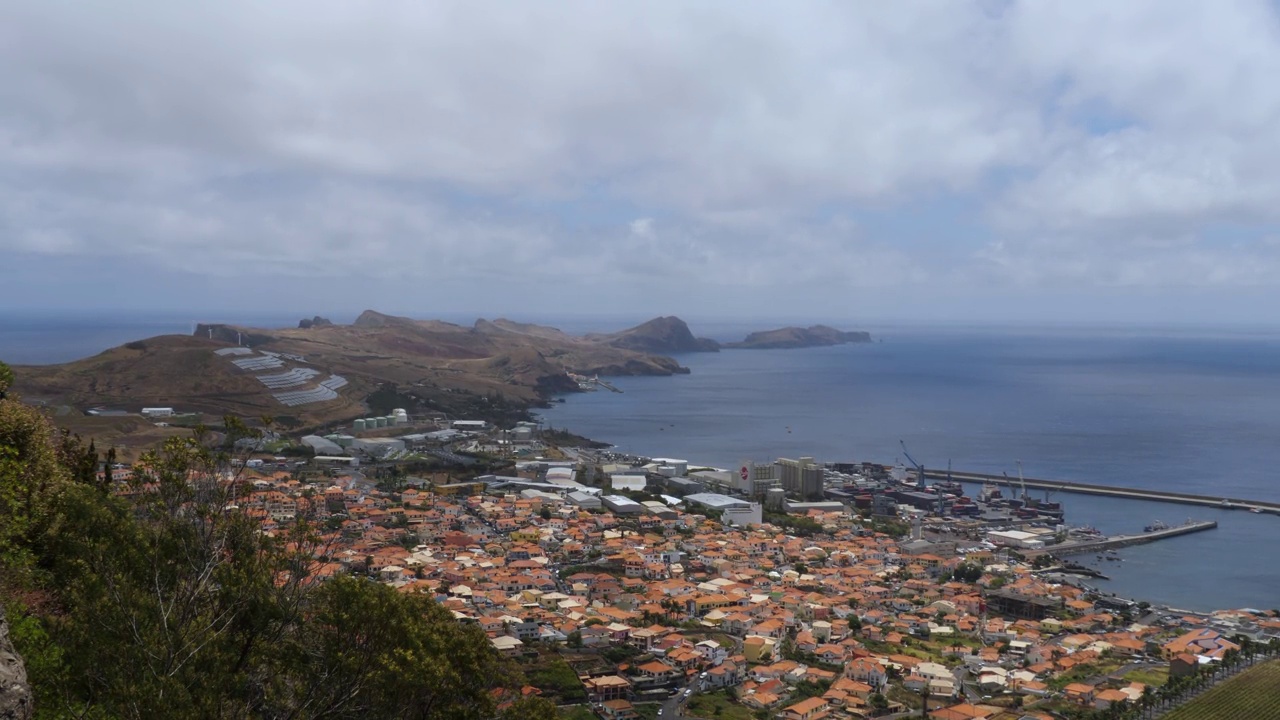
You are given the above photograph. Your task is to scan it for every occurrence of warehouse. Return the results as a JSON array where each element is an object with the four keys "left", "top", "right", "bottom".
[
  {"left": 601, "top": 495, "right": 645, "bottom": 515},
  {"left": 986, "top": 530, "right": 1045, "bottom": 550}
]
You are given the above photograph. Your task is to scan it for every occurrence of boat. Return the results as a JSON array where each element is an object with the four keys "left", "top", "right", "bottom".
[{"left": 1251, "top": 507, "right": 1263, "bottom": 514}]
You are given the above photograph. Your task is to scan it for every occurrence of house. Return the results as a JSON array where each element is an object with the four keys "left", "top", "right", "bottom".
[
  {"left": 1094, "top": 688, "right": 1131, "bottom": 711},
  {"left": 633, "top": 660, "right": 680, "bottom": 685},
  {"left": 1170, "top": 653, "right": 1200, "bottom": 679},
  {"left": 489, "top": 636, "right": 523, "bottom": 656},
  {"left": 845, "top": 658, "right": 888, "bottom": 689},
  {"left": 1161, "top": 627, "right": 1240, "bottom": 660},
  {"left": 780, "top": 696, "right": 831, "bottom": 720},
  {"left": 1063, "top": 683, "right": 1096, "bottom": 705},
  {"left": 584, "top": 675, "right": 632, "bottom": 702},
  {"left": 599, "top": 699, "right": 637, "bottom": 719},
  {"left": 743, "top": 635, "right": 777, "bottom": 663}
]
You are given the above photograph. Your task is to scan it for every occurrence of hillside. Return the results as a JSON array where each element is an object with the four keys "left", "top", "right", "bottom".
[
  {"left": 586, "top": 316, "right": 720, "bottom": 353},
  {"left": 726, "top": 325, "right": 871, "bottom": 349},
  {"left": 12, "top": 312, "right": 696, "bottom": 433}
]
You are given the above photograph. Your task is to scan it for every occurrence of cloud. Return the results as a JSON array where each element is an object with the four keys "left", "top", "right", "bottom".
[{"left": 3, "top": 0, "right": 1280, "bottom": 317}]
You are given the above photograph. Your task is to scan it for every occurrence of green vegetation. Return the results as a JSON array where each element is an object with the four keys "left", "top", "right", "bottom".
[
  {"left": 1123, "top": 666, "right": 1169, "bottom": 687},
  {"left": 557, "top": 707, "right": 597, "bottom": 720},
  {"left": 1163, "top": 661, "right": 1280, "bottom": 720},
  {"left": 0, "top": 362, "right": 556, "bottom": 720},
  {"left": 520, "top": 651, "right": 587, "bottom": 703},
  {"left": 684, "top": 690, "right": 756, "bottom": 720},
  {"left": 762, "top": 511, "right": 824, "bottom": 536},
  {"left": 1048, "top": 659, "right": 1127, "bottom": 691},
  {"left": 633, "top": 705, "right": 661, "bottom": 720}
]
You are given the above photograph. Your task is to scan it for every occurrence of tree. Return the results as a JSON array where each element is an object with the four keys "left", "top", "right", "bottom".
[
  {"left": 566, "top": 630, "right": 583, "bottom": 649},
  {"left": 0, "top": 360, "right": 13, "bottom": 399},
  {"left": 0, "top": 395, "right": 557, "bottom": 720}
]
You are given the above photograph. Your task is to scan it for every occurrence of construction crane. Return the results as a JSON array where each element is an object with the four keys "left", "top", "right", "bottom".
[
  {"left": 1016, "top": 459, "right": 1029, "bottom": 505},
  {"left": 899, "top": 440, "right": 926, "bottom": 489}
]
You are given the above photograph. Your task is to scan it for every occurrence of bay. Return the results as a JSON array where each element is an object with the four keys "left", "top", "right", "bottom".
[{"left": 537, "top": 327, "right": 1280, "bottom": 612}]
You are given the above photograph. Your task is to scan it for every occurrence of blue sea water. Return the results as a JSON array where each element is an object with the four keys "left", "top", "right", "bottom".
[
  {"left": 3, "top": 314, "right": 1277, "bottom": 611},
  {"left": 537, "top": 327, "right": 1280, "bottom": 612}
]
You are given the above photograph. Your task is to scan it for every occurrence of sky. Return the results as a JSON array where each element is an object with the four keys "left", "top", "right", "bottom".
[{"left": 4, "top": 1, "right": 1280, "bottom": 325}]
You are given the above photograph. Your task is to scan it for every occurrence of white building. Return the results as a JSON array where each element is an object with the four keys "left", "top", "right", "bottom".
[
  {"left": 986, "top": 530, "right": 1045, "bottom": 550},
  {"left": 141, "top": 407, "right": 174, "bottom": 417},
  {"left": 601, "top": 495, "right": 645, "bottom": 515},
  {"left": 684, "top": 493, "right": 763, "bottom": 527}
]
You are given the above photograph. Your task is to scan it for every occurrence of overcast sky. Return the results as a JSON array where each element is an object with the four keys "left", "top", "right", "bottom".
[{"left": 4, "top": 1, "right": 1280, "bottom": 325}]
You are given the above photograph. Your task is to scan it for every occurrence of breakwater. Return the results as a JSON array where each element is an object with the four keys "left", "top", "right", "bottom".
[
  {"left": 922, "top": 469, "right": 1280, "bottom": 513},
  {"left": 1029, "top": 520, "right": 1219, "bottom": 557}
]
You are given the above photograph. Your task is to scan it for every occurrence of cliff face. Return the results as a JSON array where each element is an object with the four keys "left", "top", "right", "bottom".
[
  {"left": 0, "top": 610, "right": 33, "bottom": 720},
  {"left": 726, "top": 325, "right": 871, "bottom": 349}
]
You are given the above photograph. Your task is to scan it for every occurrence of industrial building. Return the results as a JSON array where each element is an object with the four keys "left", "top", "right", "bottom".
[
  {"left": 601, "top": 495, "right": 645, "bottom": 515},
  {"left": 649, "top": 458, "right": 688, "bottom": 476},
  {"left": 722, "top": 504, "right": 763, "bottom": 527},
  {"left": 301, "top": 435, "right": 344, "bottom": 455},
  {"left": 641, "top": 501, "right": 678, "bottom": 519},
  {"left": 739, "top": 461, "right": 779, "bottom": 495},
  {"left": 683, "top": 493, "right": 763, "bottom": 527},
  {"left": 609, "top": 474, "right": 648, "bottom": 492},
  {"left": 986, "top": 530, "right": 1046, "bottom": 550},
  {"left": 351, "top": 437, "right": 406, "bottom": 458},
  {"left": 690, "top": 469, "right": 736, "bottom": 493},
  {"left": 782, "top": 500, "right": 845, "bottom": 514},
  {"left": 567, "top": 491, "right": 602, "bottom": 509},
  {"left": 665, "top": 476, "right": 705, "bottom": 497},
  {"left": 778, "top": 457, "right": 824, "bottom": 500}
]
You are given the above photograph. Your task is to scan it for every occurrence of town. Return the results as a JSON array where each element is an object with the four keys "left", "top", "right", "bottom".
[{"left": 103, "top": 415, "right": 1280, "bottom": 720}]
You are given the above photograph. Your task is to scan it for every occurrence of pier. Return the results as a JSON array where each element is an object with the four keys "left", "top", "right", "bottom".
[
  {"left": 922, "top": 469, "right": 1280, "bottom": 513},
  {"left": 1027, "top": 520, "right": 1218, "bottom": 557}
]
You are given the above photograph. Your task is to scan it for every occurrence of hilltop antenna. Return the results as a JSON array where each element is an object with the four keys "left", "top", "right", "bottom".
[{"left": 237, "top": 331, "right": 242, "bottom": 346}]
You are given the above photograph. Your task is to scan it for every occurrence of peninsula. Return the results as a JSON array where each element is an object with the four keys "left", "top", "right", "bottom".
[{"left": 11, "top": 313, "right": 870, "bottom": 451}]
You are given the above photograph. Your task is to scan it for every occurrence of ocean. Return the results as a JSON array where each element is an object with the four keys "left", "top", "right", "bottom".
[
  {"left": 537, "top": 326, "right": 1280, "bottom": 612},
  {"left": 4, "top": 314, "right": 1278, "bottom": 611}
]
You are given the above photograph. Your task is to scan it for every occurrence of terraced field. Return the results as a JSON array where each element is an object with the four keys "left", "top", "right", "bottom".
[{"left": 1163, "top": 660, "right": 1280, "bottom": 720}]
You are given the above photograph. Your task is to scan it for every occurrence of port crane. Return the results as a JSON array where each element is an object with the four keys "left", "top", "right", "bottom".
[
  {"left": 1016, "top": 460, "right": 1029, "bottom": 504},
  {"left": 899, "top": 440, "right": 926, "bottom": 489}
]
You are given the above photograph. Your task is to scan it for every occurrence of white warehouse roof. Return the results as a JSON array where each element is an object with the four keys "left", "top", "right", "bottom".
[{"left": 683, "top": 493, "right": 752, "bottom": 510}]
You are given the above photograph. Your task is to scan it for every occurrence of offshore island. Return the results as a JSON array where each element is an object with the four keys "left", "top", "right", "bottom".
[{"left": 2, "top": 315, "right": 1278, "bottom": 720}]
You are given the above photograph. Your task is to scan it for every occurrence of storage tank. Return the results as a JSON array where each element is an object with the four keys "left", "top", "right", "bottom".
[
  {"left": 374, "top": 417, "right": 387, "bottom": 428},
  {"left": 353, "top": 419, "right": 367, "bottom": 432},
  {"left": 335, "top": 435, "right": 355, "bottom": 448}
]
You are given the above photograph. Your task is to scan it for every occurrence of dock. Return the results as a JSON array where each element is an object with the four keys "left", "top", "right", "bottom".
[
  {"left": 922, "top": 469, "right": 1280, "bottom": 513},
  {"left": 1028, "top": 520, "right": 1218, "bottom": 557}
]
